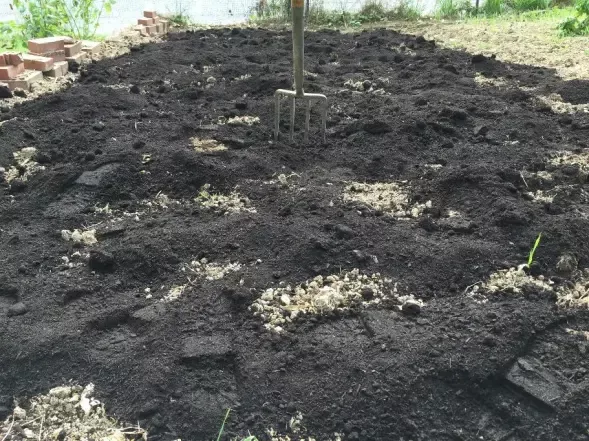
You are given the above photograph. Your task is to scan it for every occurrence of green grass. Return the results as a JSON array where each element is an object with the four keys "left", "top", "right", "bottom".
[
  {"left": 482, "top": 0, "right": 504, "bottom": 15},
  {"left": 509, "top": 0, "right": 550, "bottom": 11},
  {"left": 559, "top": 0, "right": 589, "bottom": 35},
  {"left": 452, "top": 4, "right": 574, "bottom": 22},
  {"left": 163, "top": 12, "right": 193, "bottom": 26}
]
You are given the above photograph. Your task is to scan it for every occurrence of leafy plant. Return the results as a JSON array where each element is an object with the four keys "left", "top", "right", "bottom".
[
  {"left": 481, "top": 0, "right": 505, "bottom": 15},
  {"left": 391, "top": 0, "right": 423, "bottom": 19},
  {"left": 0, "top": 21, "right": 29, "bottom": 51},
  {"left": 164, "top": 0, "right": 192, "bottom": 27},
  {"left": 527, "top": 232, "right": 543, "bottom": 266},
  {"left": 358, "top": 0, "right": 388, "bottom": 21},
  {"left": 61, "top": 0, "right": 115, "bottom": 39},
  {"left": 9, "top": 0, "right": 115, "bottom": 42},
  {"left": 435, "top": 0, "right": 474, "bottom": 18},
  {"left": 559, "top": 0, "right": 589, "bottom": 35},
  {"left": 508, "top": 0, "right": 549, "bottom": 11},
  {"left": 12, "top": 0, "right": 69, "bottom": 39}
]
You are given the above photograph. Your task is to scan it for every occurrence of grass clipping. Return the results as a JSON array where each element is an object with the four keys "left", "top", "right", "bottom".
[
  {"left": 162, "top": 259, "right": 243, "bottom": 302},
  {"left": 467, "top": 265, "right": 589, "bottom": 309},
  {"left": 61, "top": 229, "right": 98, "bottom": 245},
  {"left": 343, "top": 181, "right": 431, "bottom": 218},
  {"left": 190, "top": 137, "right": 227, "bottom": 154},
  {"left": 250, "top": 269, "right": 423, "bottom": 333},
  {"left": 0, "top": 384, "right": 146, "bottom": 441},
  {"left": 466, "top": 264, "right": 554, "bottom": 303},
  {"left": 556, "top": 269, "right": 589, "bottom": 309},
  {"left": 2, "top": 147, "right": 45, "bottom": 183},
  {"left": 195, "top": 184, "right": 256, "bottom": 214}
]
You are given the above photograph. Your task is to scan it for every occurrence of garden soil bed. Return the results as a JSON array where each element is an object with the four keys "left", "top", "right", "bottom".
[{"left": 1, "top": 27, "right": 589, "bottom": 440}]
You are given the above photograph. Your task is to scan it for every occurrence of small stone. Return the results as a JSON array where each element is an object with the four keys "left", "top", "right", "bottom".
[
  {"left": 334, "top": 224, "right": 355, "bottom": 239},
  {"left": 279, "top": 294, "right": 291, "bottom": 306},
  {"left": 93, "top": 121, "right": 105, "bottom": 131},
  {"left": 13, "top": 88, "right": 27, "bottom": 98},
  {"left": 206, "top": 76, "right": 216, "bottom": 84},
  {"left": 8, "top": 302, "right": 28, "bottom": 316},
  {"left": 474, "top": 125, "right": 489, "bottom": 136},
  {"left": 156, "top": 84, "right": 170, "bottom": 93},
  {"left": 129, "top": 84, "right": 141, "bottom": 94},
  {"left": 132, "top": 140, "right": 146, "bottom": 149},
  {"left": 362, "top": 80, "right": 372, "bottom": 91},
  {"left": 0, "top": 83, "right": 12, "bottom": 99},
  {"left": 401, "top": 299, "right": 421, "bottom": 315}
]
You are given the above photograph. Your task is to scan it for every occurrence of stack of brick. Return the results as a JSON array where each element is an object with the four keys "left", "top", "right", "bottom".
[
  {"left": 0, "top": 52, "right": 42, "bottom": 92},
  {"left": 81, "top": 40, "right": 102, "bottom": 58},
  {"left": 135, "top": 10, "right": 170, "bottom": 36},
  {"left": 25, "top": 37, "right": 87, "bottom": 78}
]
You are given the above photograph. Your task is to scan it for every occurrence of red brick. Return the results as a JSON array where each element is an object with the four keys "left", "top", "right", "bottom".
[
  {"left": 134, "top": 25, "right": 150, "bottom": 37},
  {"left": 138, "top": 18, "right": 154, "bottom": 26},
  {"left": 144, "top": 10, "right": 157, "bottom": 18},
  {"left": 31, "top": 50, "right": 66, "bottom": 62},
  {"left": 5, "top": 70, "right": 43, "bottom": 91},
  {"left": 155, "top": 23, "right": 164, "bottom": 34},
  {"left": 0, "top": 63, "right": 25, "bottom": 80},
  {"left": 8, "top": 53, "right": 23, "bottom": 66},
  {"left": 66, "top": 51, "right": 86, "bottom": 65},
  {"left": 44, "top": 60, "right": 69, "bottom": 78},
  {"left": 159, "top": 19, "right": 170, "bottom": 33},
  {"left": 152, "top": 16, "right": 160, "bottom": 24},
  {"left": 28, "top": 37, "right": 66, "bottom": 54},
  {"left": 64, "top": 40, "right": 82, "bottom": 57},
  {"left": 23, "top": 54, "right": 54, "bottom": 72},
  {"left": 146, "top": 25, "right": 157, "bottom": 35},
  {"left": 0, "top": 55, "right": 7, "bottom": 66},
  {"left": 81, "top": 40, "right": 101, "bottom": 56}
]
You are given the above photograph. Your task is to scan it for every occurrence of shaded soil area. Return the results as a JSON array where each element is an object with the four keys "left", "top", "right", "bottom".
[{"left": 1, "top": 26, "right": 589, "bottom": 440}]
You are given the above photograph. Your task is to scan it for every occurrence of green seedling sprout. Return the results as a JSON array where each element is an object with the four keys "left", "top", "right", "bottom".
[
  {"left": 215, "top": 408, "right": 231, "bottom": 441},
  {"left": 527, "top": 233, "right": 542, "bottom": 266},
  {"left": 215, "top": 408, "right": 259, "bottom": 441}
]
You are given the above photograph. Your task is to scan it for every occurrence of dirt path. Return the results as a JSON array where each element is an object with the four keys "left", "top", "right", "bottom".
[{"left": 1, "top": 27, "right": 589, "bottom": 440}]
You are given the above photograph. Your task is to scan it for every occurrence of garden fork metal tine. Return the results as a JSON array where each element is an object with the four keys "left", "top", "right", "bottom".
[
  {"left": 304, "top": 99, "right": 311, "bottom": 144},
  {"left": 273, "top": 0, "right": 327, "bottom": 144},
  {"left": 290, "top": 96, "right": 296, "bottom": 142}
]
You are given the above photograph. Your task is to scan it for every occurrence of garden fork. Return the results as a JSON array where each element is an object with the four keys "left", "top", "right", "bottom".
[{"left": 274, "top": 0, "right": 328, "bottom": 143}]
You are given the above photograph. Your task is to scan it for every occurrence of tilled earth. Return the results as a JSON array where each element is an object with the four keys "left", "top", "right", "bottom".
[{"left": 1, "top": 27, "right": 589, "bottom": 441}]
